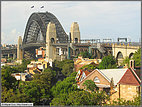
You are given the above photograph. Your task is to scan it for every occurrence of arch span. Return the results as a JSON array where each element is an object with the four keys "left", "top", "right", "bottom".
[
  {"left": 129, "top": 52, "right": 134, "bottom": 59},
  {"left": 23, "top": 12, "right": 68, "bottom": 48},
  {"left": 116, "top": 51, "right": 124, "bottom": 66},
  {"left": 22, "top": 12, "right": 69, "bottom": 59}
]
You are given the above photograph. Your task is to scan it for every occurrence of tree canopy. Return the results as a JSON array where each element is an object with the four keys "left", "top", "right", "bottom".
[
  {"left": 133, "top": 48, "right": 141, "bottom": 66},
  {"left": 51, "top": 90, "right": 109, "bottom": 106},
  {"left": 98, "top": 55, "right": 117, "bottom": 69},
  {"left": 80, "top": 64, "right": 97, "bottom": 71},
  {"left": 79, "top": 51, "right": 92, "bottom": 58},
  {"left": 83, "top": 80, "right": 98, "bottom": 92},
  {"left": 53, "top": 59, "right": 74, "bottom": 77},
  {"left": 51, "top": 72, "right": 78, "bottom": 97}
]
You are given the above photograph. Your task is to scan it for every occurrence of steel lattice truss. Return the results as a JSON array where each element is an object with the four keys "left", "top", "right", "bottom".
[{"left": 23, "top": 12, "right": 68, "bottom": 47}]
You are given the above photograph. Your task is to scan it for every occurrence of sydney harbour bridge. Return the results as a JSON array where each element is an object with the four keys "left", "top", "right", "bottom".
[
  {"left": 22, "top": 11, "right": 112, "bottom": 60},
  {"left": 22, "top": 12, "right": 68, "bottom": 59},
  {"left": 1, "top": 11, "right": 141, "bottom": 64}
]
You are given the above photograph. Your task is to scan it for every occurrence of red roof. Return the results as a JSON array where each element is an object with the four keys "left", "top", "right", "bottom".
[
  {"left": 76, "top": 70, "right": 91, "bottom": 83},
  {"left": 83, "top": 70, "right": 90, "bottom": 76},
  {"left": 118, "top": 68, "right": 140, "bottom": 86}
]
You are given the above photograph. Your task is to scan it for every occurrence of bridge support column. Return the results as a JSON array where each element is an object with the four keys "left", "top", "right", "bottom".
[
  {"left": 1, "top": 54, "right": 3, "bottom": 58},
  {"left": 17, "top": 36, "right": 23, "bottom": 64},
  {"left": 70, "top": 22, "right": 80, "bottom": 43},
  {"left": 67, "top": 46, "right": 71, "bottom": 59},
  {"left": 46, "top": 22, "right": 57, "bottom": 62},
  {"left": 13, "top": 53, "right": 16, "bottom": 59},
  {"left": 8, "top": 54, "right": 10, "bottom": 58}
]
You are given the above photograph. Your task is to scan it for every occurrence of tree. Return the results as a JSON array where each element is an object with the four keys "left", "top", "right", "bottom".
[
  {"left": 61, "top": 64, "right": 73, "bottom": 77},
  {"left": 80, "top": 64, "right": 97, "bottom": 71},
  {"left": 122, "top": 56, "right": 130, "bottom": 67},
  {"left": 1, "top": 66, "right": 17, "bottom": 90},
  {"left": 2, "top": 88, "right": 29, "bottom": 103},
  {"left": 53, "top": 59, "right": 74, "bottom": 77},
  {"left": 44, "top": 68, "right": 57, "bottom": 85},
  {"left": 51, "top": 72, "right": 78, "bottom": 97},
  {"left": 17, "top": 71, "right": 55, "bottom": 105},
  {"left": 83, "top": 80, "right": 98, "bottom": 92},
  {"left": 98, "top": 55, "right": 117, "bottom": 69},
  {"left": 51, "top": 90, "right": 109, "bottom": 106},
  {"left": 61, "top": 60, "right": 74, "bottom": 77},
  {"left": 133, "top": 48, "right": 141, "bottom": 66},
  {"left": 79, "top": 51, "right": 91, "bottom": 58},
  {"left": 50, "top": 93, "right": 69, "bottom": 106},
  {"left": 20, "top": 59, "right": 31, "bottom": 71}
]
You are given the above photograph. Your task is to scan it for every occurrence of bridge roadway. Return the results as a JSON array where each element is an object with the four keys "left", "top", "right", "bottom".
[
  {"left": 1, "top": 48, "right": 17, "bottom": 58},
  {"left": 1, "top": 42, "right": 140, "bottom": 59},
  {"left": 2, "top": 42, "right": 140, "bottom": 52},
  {"left": 1, "top": 48, "right": 17, "bottom": 54}
]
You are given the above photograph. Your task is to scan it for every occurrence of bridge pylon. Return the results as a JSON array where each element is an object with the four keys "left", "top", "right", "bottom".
[
  {"left": 17, "top": 36, "right": 23, "bottom": 64},
  {"left": 46, "top": 22, "right": 57, "bottom": 62},
  {"left": 70, "top": 22, "right": 80, "bottom": 43}
]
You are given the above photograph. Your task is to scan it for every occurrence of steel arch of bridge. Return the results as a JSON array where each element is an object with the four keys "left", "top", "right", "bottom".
[{"left": 23, "top": 12, "right": 68, "bottom": 48}]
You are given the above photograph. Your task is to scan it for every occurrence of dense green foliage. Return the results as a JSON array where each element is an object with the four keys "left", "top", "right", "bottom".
[
  {"left": 77, "top": 51, "right": 97, "bottom": 59},
  {"left": 18, "top": 71, "right": 54, "bottom": 105},
  {"left": 80, "top": 64, "right": 97, "bottom": 71},
  {"left": 98, "top": 55, "right": 117, "bottom": 69},
  {"left": 50, "top": 76, "right": 109, "bottom": 106},
  {"left": 79, "top": 51, "right": 92, "bottom": 58},
  {"left": 111, "top": 95, "right": 141, "bottom": 106},
  {"left": 51, "top": 90, "right": 109, "bottom": 106},
  {"left": 1, "top": 66, "right": 17, "bottom": 90},
  {"left": 122, "top": 56, "right": 130, "bottom": 67},
  {"left": 122, "top": 48, "right": 141, "bottom": 67},
  {"left": 2, "top": 57, "right": 140, "bottom": 106},
  {"left": 51, "top": 72, "right": 78, "bottom": 97},
  {"left": 133, "top": 48, "right": 141, "bottom": 66},
  {"left": 53, "top": 59, "right": 74, "bottom": 77},
  {"left": 83, "top": 80, "right": 98, "bottom": 92},
  {"left": 1, "top": 59, "right": 75, "bottom": 105}
]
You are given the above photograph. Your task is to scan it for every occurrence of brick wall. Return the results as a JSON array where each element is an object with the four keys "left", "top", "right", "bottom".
[
  {"left": 79, "top": 70, "right": 110, "bottom": 90},
  {"left": 111, "top": 84, "right": 140, "bottom": 101}
]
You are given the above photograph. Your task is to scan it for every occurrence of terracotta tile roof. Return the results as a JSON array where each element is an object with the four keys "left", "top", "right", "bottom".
[
  {"left": 83, "top": 70, "right": 91, "bottom": 76},
  {"left": 118, "top": 68, "right": 140, "bottom": 86}
]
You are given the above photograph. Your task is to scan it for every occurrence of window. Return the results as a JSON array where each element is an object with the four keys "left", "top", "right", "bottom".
[
  {"left": 75, "top": 38, "right": 78, "bottom": 43},
  {"left": 80, "top": 72, "right": 86, "bottom": 82},
  {"left": 51, "top": 38, "right": 55, "bottom": 43},
  {"left": 94, "top": 77, "right": 100, "bottom": 83},
  {"left": 76, "top": 70, "right": 80, "bottom": 79}
]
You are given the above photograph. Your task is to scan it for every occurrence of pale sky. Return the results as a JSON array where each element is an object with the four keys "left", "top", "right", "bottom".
[{"left": 1, "top": 1, "right": 141, "bottom": 44}]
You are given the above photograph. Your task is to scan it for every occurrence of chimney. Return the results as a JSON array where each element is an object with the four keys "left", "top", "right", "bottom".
[{"left": 129, "top": 60, "right": 135, "bottom": 69}]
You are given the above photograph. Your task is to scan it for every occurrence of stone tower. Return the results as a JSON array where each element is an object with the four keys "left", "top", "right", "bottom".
[
  {"left": 17, "top": 36, "right": 23, "bottom": 64},
  {"left": 46, "top": 22, "right": 57, "bottom": 62},
  {"left": 70, "top": 22, "right": 80, "bottom": 43}
]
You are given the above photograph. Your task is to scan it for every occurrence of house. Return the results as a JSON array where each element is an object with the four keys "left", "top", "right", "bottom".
[
  {"left": 74, "top": 56, "right": 101, "bottom": 71},
  {"left": 27, "top": 58, "right": 49, "bottom": 75},
  {"left": 36, "top": 47, "right": 46, "bottom": 59},
  {"left": 76, "top": 67, "right": 141, "bottom": 101},
  {"left": 1, "top": 58, "right": 7, "bottom": 63},
  {"left": 76, "top": 69, "right": 91, "bottom": 85},
  {"left": 11, "top": 73, "right": 32, "bottom": 81}
]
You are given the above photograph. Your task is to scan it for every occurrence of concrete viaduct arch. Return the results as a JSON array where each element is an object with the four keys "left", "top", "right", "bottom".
[{"left": 112, "top": 43, "right": 140, "bottom": 65}]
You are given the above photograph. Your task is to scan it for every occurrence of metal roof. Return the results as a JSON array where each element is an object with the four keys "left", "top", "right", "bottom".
[{"left": 98, "top": 68, "right": 128, "bottom": 85}]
